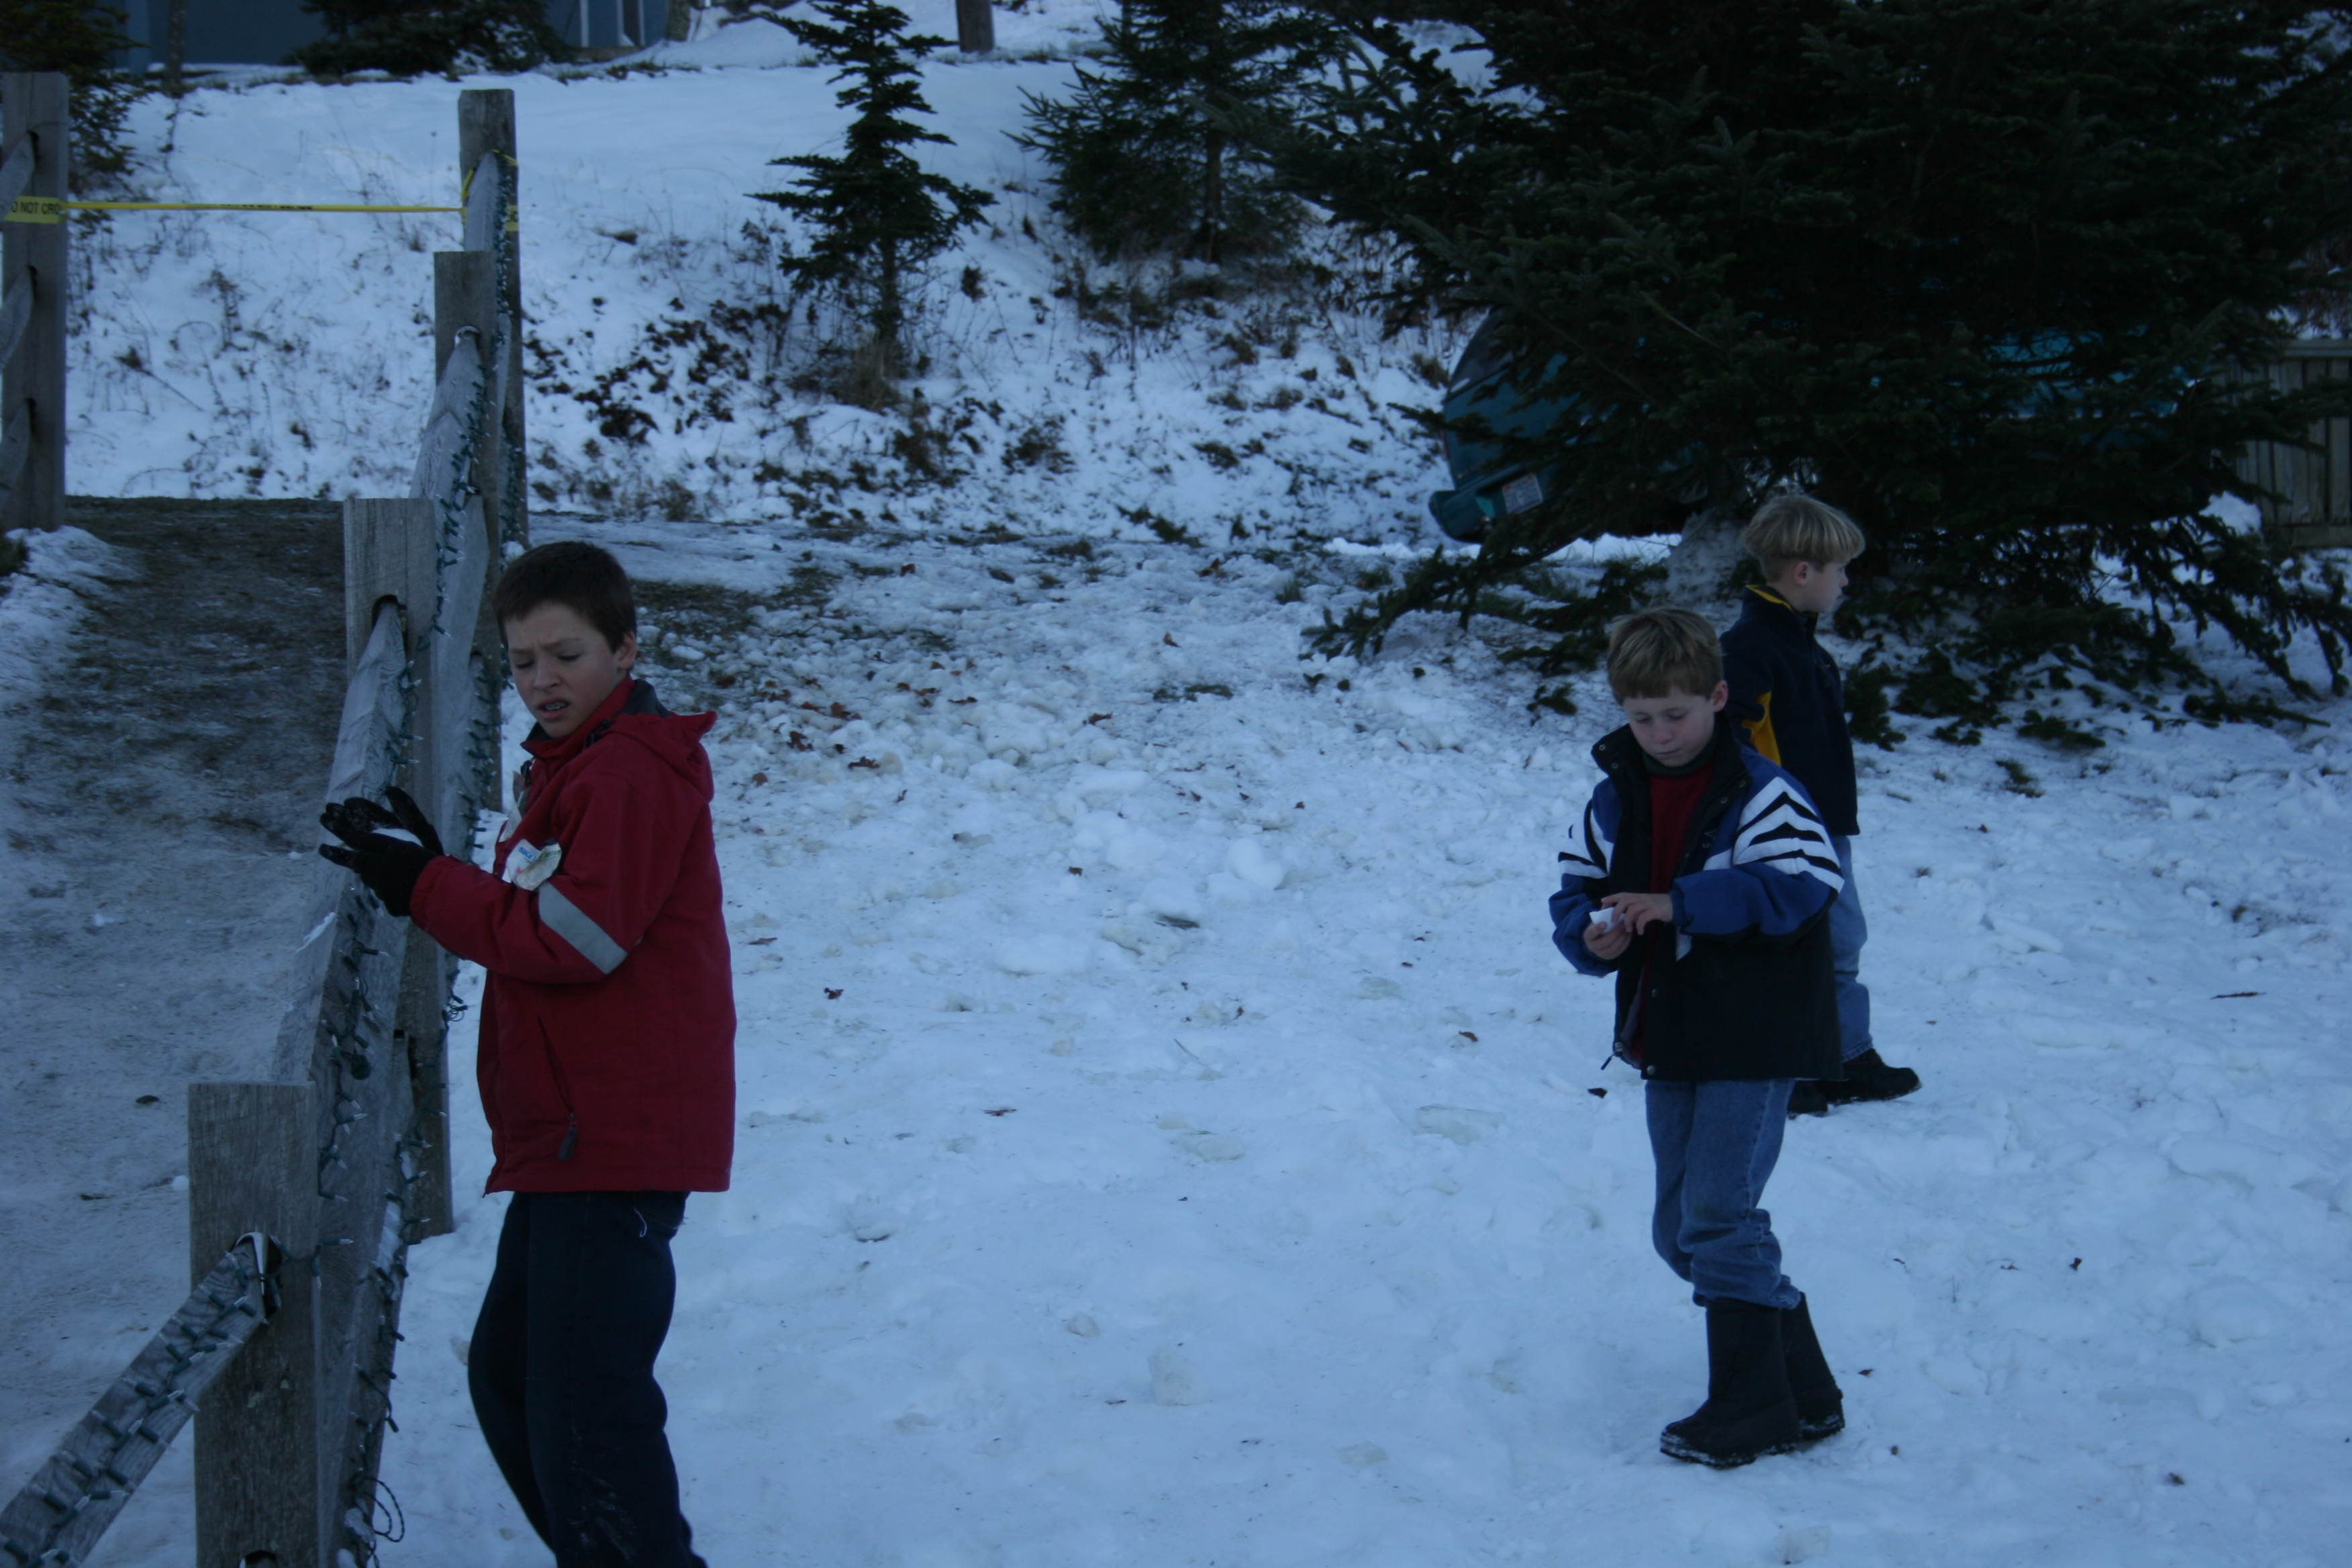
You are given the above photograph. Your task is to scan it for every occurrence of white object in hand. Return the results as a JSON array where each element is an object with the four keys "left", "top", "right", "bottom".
[{"left": 1588, "top": 905, "right": 1620, "bottom": 928}]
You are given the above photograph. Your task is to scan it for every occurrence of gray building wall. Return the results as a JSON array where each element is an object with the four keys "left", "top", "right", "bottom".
[{"left": 126, "top": 1, "right": 669, "bottom": 70}]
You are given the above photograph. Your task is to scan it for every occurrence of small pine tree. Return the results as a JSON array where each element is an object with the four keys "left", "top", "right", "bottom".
[
  {"left": 751, "top": 0, "right": 992, "bottom": 387},
  {"left": 294, "top": 0, "right": 561, "bottom": 77},
  {"left": 1017, "top": 1, "right": 1340, "bottom": 264}
]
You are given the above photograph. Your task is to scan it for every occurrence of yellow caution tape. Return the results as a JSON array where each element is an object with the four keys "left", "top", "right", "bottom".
[{"left": 8, "top": 194, "right": 463, "bottom": 223}]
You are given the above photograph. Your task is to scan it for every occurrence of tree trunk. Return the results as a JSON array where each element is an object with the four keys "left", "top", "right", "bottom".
[
  {"left": 1195, "top": 128, "right": 1226, "bottom": 266},
  {"left": 164, "top": 0, "right": 187, "bottom": 97},
  {"left": 956, "top": 0, "right": 994, "bottom": 54}
]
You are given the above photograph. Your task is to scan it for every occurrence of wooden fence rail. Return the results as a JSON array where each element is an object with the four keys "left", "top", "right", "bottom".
[{"left": 0, "top": 85, "right": 520, "bottom": 1568}]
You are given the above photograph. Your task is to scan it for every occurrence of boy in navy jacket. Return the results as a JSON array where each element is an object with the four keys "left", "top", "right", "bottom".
[
  {"left": 1720, "top": 495, "right": 1920, "bottom": 1114},
  {"left": 1550, "top": 608, "right": 1847, "bottom": 1467}
]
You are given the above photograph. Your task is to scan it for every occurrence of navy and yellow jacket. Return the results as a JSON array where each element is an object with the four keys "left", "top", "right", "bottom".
[
  {"left": 1549, "top": 723, "right": 1843, "bottom": 1083},
  {"left": 1720, "top": 587, "right": 1860, "bottom": 837}
]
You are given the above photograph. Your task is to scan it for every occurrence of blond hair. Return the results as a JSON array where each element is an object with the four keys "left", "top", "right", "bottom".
[
  {"left": 1606, "top": 605, "right": 1723, "bottom": 701},
  {"left": 1742, "top": 494, "right": 1867, "bottom": 577}
]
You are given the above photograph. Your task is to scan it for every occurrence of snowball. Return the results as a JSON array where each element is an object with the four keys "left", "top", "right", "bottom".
[
  {"left": 1174, "top": 1130, "right": 1246, "bottom": 1163},
  {"left": 1225, "top": 838, "right": 1287, "bottom": 891},
  {"left": 1149, "top": 1346, "right": 1205, "bottom": 1406}
]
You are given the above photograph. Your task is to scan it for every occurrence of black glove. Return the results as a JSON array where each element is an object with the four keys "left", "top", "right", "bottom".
[{"left": 318, "top": 785, "right": 445, "bottom": 919}]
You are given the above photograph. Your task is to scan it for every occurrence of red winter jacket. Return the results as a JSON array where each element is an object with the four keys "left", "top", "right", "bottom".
[{"left": 411, "top": 677, "right": 735, "bottom": 1193}]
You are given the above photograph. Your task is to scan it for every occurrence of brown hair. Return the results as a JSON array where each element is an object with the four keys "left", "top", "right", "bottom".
[
  {"left": 492, "top": 541, "right": 636, "bottom": 651},
  {"left": 1606, "top": 605, "right": 1723, "bottom": 700},
  {"left": 1742, "top": 494, "right": 1867, "bottom": 577}
]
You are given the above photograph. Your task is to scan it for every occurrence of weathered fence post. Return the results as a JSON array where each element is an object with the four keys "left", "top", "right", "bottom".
[
  {"left": 458, "top": 88, "right": 524, "bottom": 556},
  {"left": 1, "top": 71, "right": 68, "bottom": 546},
  {"left": 957, "top": 0, "right": 995, "bottom": 54},
  {"left": 188, "top": 1083, "right": 326, "bottom": 1568},
  {"left": 346, "top": 495, "right": 461, "bottom": 1238}
]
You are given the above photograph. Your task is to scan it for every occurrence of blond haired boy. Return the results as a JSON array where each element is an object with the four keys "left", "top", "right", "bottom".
[
  {"left": 1549, "top": 607, "right": 1848, "bottom": 1467},
  {"left": 1722, "top": 496, "right": 1920, "bottom": 1114}
]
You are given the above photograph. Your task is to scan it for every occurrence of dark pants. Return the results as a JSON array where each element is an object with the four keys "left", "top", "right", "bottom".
[
  {"left": 1646, "top": 1078, "right": 1804, "bottom": 1310},
  {"left": 469, "top": 1190, "right": 703, "bottom": 1568}
]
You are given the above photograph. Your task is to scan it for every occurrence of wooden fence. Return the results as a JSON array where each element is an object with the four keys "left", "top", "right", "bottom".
[
  {"left": 1, "top": 72, "right": 68, "bottom": 554},
  {"left": 2233, "top": 337, "right": 2352, "bottom": 549},
  {"left": 0, "top": 88, "right": 523, "bottom": 1568},
  {"left": 185, "top": 89, "right": 525, "bottom": 1568}
]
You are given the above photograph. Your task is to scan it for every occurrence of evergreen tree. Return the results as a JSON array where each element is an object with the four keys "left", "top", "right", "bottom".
[
  {"left": 751, "top": 0, "right": 991, "bottom": 383},
  {"left": 1018, "top": 1, "right": 1340, "bottom": 263},
  {"left": 1, "top": 1, "right": 138, "bottom": 190},
  {"left": 295, "top": 0, "right": 561, "bottom": 77},
  {"left": 1243, "top": 1, "right": 2352, "bottom": 721}
]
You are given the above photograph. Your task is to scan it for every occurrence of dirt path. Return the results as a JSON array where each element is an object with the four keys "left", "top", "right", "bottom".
[{"left": 0, "top": 498, "right": 344, "bottom": 1489}]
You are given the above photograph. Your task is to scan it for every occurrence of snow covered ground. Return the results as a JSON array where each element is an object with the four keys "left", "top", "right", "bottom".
[
  {"left": 345, "top": 518, "right": 2351, "bottom": 1568},
  {"left": 6, "top": 8, "right": 2351, "bottom": 1565}
]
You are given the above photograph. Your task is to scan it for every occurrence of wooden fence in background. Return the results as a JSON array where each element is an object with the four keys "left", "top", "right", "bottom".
[
  {"left": 2234, "top": 337, "right": 2352, "bottom": 550},
  {"left": 0, "top": 87, "right": 522, "bottom": 1568}
]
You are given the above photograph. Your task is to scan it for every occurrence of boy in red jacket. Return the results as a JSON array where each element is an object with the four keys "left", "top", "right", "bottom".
[{"left": 321, "top": 540, "right": 732, "bottom": 1568}]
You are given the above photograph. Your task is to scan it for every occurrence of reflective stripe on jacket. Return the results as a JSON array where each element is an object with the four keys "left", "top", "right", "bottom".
[{"left": 411, "top": 677, "right": 736, "bottom": 1193}]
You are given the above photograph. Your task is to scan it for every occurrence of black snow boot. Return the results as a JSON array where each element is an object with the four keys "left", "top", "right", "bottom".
[
  {"left": 1781, "top": 1294, "right": 1844, "bottom": 1443},
  {"left": 1660, "top": 1300, "right": 1803, "bottom": 1469},
  {"left": 1816, "top": 1048, "right": 1920, "bottom": 1106},
  {"left": 1785, "top": 1079, "right": 1830, "bottom": 1118}
]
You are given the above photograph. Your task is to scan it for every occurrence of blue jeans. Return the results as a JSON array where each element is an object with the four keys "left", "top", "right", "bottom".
[
  {"left": 1828, "top": 833, "right": 1871, "bottom": 1063},
  {"left": 1647, "top": 1078, "right": 1803, "bottom": 1310},
  {"left": 470, "top": 1191, "right": 704, "bottom": 1568}
]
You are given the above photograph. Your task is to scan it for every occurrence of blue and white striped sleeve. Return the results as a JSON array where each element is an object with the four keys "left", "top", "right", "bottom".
[
  {"left": 1676, "top": 772, "right": 1840, "bottom": 941},
  {"left": 1549, "top": 783, "right": 1621, "bottom": 974}
]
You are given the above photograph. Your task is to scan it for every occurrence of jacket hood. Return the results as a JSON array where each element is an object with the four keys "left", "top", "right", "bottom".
[{"left": 605, "top": 681, "right": 716, "bottom": 801}]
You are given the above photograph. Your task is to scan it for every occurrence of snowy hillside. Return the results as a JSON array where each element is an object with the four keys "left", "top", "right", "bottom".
[
  {"left": 11, "top": 11, "right": 2352, "bottom": 1568},
  {"left": 68, "top": 1, "right": 1459, "bottom": 549}
]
